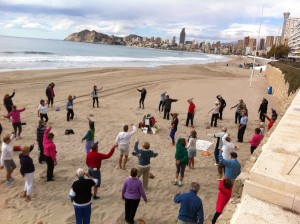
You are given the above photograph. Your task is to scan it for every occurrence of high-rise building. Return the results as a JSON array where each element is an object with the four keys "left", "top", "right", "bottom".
[
  {"left": 266, "top": 36, "right": 275, "bottom": 49},
  {"left": 244, "top": 36, "right": 250, "bottom": 47},
  {"left": 281, "top": 12, "right": 300, "bottom": 45},
  {"left": 288, "top": 19, "right": 300, "bottom": 58},
  {"left": 249, "top": 38, "right": 257, "bottom": 49},
  {"left": 236, "top": 40, "right": 244, "bottom": 51},
  {"left": 172, "top": 36, "right": 176, "bottom": 45},
  {"left": 155, "top": 37, "right": 161, "bottom": 44},
  {"left": 259, "top": 38, "right": 265, "bottom": 50},
  {"left": 150, "top": 37, "right": 154, "bottom": 43},
  {"left": 179, "top": 28, "right": 186, "bottom": 44},
  {"left": 275, "top": 36, "right": 282, "bottom": 47}
]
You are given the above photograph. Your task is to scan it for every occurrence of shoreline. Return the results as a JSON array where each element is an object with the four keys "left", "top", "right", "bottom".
[{"left": 0, "top": 58, "right": 278, "bottom": 224}]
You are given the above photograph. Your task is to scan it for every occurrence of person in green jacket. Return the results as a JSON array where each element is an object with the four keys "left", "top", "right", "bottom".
[
  {"left": 174, "top": 138, "right": 189, "bottom": 187},
  {"left": 81, "top": 117, "right": 95, "bottom": 154}
]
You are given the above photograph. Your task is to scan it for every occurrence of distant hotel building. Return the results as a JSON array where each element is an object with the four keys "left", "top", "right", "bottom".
[
  {"left": 179, "top": 28, "right": 186, "bottom": 44},
  {"left": 244, "top": 36, "right": 250, "bottom": 47},
  {"left": 266, "top": 36, "right": 274, "bottom": 50},
  {"left": 259, "top": 38, "right": 265, "bottom": 50},
  {"left": 288, "top": 19, "right": 300, "bottom": 58},
  {"left": 274, "top": 36, "right": 281, "bottom": 47},
  {"left": 281, "top": 12, "right": 300, "bottom": 45}
]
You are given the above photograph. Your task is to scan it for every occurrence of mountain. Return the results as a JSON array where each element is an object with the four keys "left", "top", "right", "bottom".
[{"left": 64, "top": 30, "right": 142, "bottom": 45}]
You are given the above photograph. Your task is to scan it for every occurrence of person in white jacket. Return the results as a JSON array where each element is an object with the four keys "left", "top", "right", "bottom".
[
  {"left": 0, "top": 133, "right": 16, "bottom": 185},
  {"left": 218, "top": 134, "right": 237, "bottom": 180},
  {"left": 115, "top": 125, "right": 137, "bottom": 169}
]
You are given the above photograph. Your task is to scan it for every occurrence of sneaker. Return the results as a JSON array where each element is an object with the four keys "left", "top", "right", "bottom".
[
  {"left": 178, "top": 182, "right": 183, "bottom": 187},
  {"left": 214, "top": 163, "right": 218, "bottom": 166},
  {"left": 5, "top": 180, "right": 13, "bottom": 185},
  {"left": 173, "top": 181, "right": 178, "bottom": 185},
  {"left": 93, "top": 195, "right": 100, "bottom": 200}
]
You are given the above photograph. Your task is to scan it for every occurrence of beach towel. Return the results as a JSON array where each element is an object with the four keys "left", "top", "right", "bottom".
[{"left": 196, "top": 139, "right": 213, "bottom": 151}]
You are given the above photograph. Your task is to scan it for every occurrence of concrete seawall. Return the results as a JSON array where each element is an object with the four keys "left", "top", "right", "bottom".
[{"left": 217, "top": 64, "right": 300, "bottom": 224}]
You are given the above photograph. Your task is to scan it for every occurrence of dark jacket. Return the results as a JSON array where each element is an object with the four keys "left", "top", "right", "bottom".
[
  {"left": 258, "top": 99, "right": 268, "bottom": 113},
  {"left": 164, "top": 98, "right": 178, "bottom": 110},
  {"left": 175, "top": 138, "right": 188, "bottom": 164},
  {"left": 133, "top": 142, "right": 158, "bottom": 166},
  {"left": 70, "top": 177, "right": 97, "bottom": 204},
  {"left": 37, "top": 124, "right": 47, "bottom": 142},
  {"left": 138, "top": 89, "right": 147, "bottom": 99},
  {"left": 217, "top": 96, "right": 226, "bottom": 109},
  {"left": 3, "top": 92, "right": 15, "bottom": 108},
  {"left": 19, "top": 145, "right": 35, "bottom": 176}
]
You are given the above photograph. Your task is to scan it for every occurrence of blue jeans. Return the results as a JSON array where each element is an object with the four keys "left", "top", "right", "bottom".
[
  {"left": 74, "top": 204, "right": 91, "bottom": 224},
  {"left": 170, "top": 128, "right": 177, "bottom": 144}
]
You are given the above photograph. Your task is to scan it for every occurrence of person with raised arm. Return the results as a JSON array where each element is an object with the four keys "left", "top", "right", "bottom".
[
  {"left": 86, "top": 142, "right": 117, "bottom": 199},
  {"left": 137, "top": 88, "right": 147, "bottom": 109},
  {"left": 115, "top": 124, "right": 138, "bottom": 170},
  {"left": 81, "top": 117, "right": 95, "bottom": 154},
  {"left": 3, "top": 89, "right": 15, "bottom": 113},
  {"left": 163, "top": 95, "right": 178, "bottom": 120},
  {"left": 159, "top": 91, "right": 167, "bottom": 112},
  {"left": 91, "top": 85, "right": 103, "bottom": 108},
  {"left": 4, "top": 105, "right": 25, "bottom": 139},
  {"left": 208, "top": 101, "right": 220, "bottom": 127}
]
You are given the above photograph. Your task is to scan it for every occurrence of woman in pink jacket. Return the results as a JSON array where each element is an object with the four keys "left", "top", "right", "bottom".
[
  {"left": 43, "top": 124, "right": 57, "bottom": 182},
  {"left": 248, "top": 128, "right": 264, "bottom": 154},
  {"left": 212, "top": 178, "right": 232, "bottom": 224},
  {"left": 4, "top": 105, "right": 25, "bottom": 139}
]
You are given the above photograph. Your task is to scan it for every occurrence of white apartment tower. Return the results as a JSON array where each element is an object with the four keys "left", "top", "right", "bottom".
[
  {"left": 288, "top": 19, "right": 300, "bottom": 58},
  {"left": 281, "top": 12, "right": 300, "bottom": 45}
]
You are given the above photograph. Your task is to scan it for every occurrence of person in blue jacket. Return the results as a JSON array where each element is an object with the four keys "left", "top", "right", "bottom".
[{"left": 174, "top": 182, "right": 204, "bottom": 224}]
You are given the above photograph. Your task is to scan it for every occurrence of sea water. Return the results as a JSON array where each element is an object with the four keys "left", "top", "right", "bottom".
[{"left": 0, "top": 36, "right": 228, "bottom": 71}]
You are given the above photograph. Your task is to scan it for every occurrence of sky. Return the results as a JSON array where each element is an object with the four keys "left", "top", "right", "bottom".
[{"left": 1, "top": 0, "right": 300, "bottom": 43}]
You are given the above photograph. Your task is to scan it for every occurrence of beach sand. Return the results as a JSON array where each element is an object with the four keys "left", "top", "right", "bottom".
[{"left": 0, "top": 58, "right": 278, "bottom": 224}]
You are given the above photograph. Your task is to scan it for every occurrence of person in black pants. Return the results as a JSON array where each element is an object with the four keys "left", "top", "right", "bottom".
[
  {"left": 3, "top": 89, "right": 15, "bottom": 113},
  {"left": 66, "top": 95, "right": 76, "bottom": 121},
  {"left": 208, "top": 101, "right": 220, "bottom": 127},
  {"left": 43, "top": 124, "right": 57, "bottom": 181},
  {"left": 36, "top": 120, "right": 47, "bottom": 164},
  {"left": 258, "top": 98, "right": 268, "bottom": 122},
  {"left": 186, "top": 98, "right": 196, "bottom": 127},
  {"left": 158, "top": 91, "right": 167, "bottom": 112},
  {"left": 45, "top": 83, "right": 55, "bottom": 108},
  {"left": 216, "top": 95, "right": 226, "bottom": 120},
  {"left": 163, "top": 95, "right": 178, "bottom": 120},
  {"left": 237, "top": 112, "right": 248, "bottom": 142},
  {"left": 137, "top": 88, "right": 147, "bottom": 109}
]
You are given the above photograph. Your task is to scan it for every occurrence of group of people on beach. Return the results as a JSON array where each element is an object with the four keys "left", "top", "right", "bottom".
[{"left": 0, "top": 83, "right": 277, "bottom": 224}]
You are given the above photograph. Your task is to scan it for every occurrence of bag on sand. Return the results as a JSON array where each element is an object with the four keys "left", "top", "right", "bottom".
[{"left": 65, "top": 129, "right": 75, "bottom": 135}]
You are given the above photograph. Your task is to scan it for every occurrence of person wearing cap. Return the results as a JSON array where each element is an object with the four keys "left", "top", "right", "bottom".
[
  {"left": 163, "top": 95, "right": 178, "bottom": 120},
  {"left": 170, "top": 113, "right": 179, "bottom": 146},
  {"left": 91, "top": 85, "right": 103, "bottom": 108},
  {"left": 69, "top": 168, "right": 98, "bottom": 224},
  {"left": 208, "top": 101, "right": 220, "bottom": 127},
  {"left": 237, "top": 111, "right": 248, "bottom": 142},
  {"left": 216, "top": 95, "right": 226, "bottom": 120},
  {"left": 81, "top": 117, "right": 95, "bottom": 154},
  {"left": 230, "top": 99, "right": 247, "bottom": 124},
  {"left": 86, "top": 142, "right": 117, "bottom": 199},
  {"left": 115, "top": 124, "right": 138, "bottom": 170},
  {"left": 174, "top": 182, "right": 204, "bottom": 224},
  {"left": 218, "top": 151, "right": 241, "bottom": 181},
  {"left": 186, "top": 98, "right": 196, "bottom": 128},
  {"left": 137, "top": 87, "right": 147, "bottom": 109},
  {"left": 19, "top": 144, "right": 35, "bottom": 201},
  {"left": 133, "top": 141, "right": 158, "bottom": 189},
  {"left": 159, "top": 91, "right": 167, "bottom": 112}
]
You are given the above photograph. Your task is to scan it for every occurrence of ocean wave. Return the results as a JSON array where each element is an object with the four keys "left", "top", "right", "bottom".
[{"left": 1, "top": 51, "right": 54, "bottom": 55}]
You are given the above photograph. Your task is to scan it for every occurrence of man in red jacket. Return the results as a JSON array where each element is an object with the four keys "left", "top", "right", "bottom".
[{"left": 86, "top": 142, "right": 117, "bottom": 199}]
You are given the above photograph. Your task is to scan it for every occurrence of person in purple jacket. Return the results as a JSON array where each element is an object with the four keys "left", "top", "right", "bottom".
[
  {"left": 122, "top": 168, "right": 147, "bottom": 224},
  {"left": 19, "top": 144, "right": 35, "bottom": 201}
]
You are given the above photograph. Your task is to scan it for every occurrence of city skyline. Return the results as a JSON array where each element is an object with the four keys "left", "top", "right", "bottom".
[{"left": 1, "top": 0, "right": 300, "bottom": 42}]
